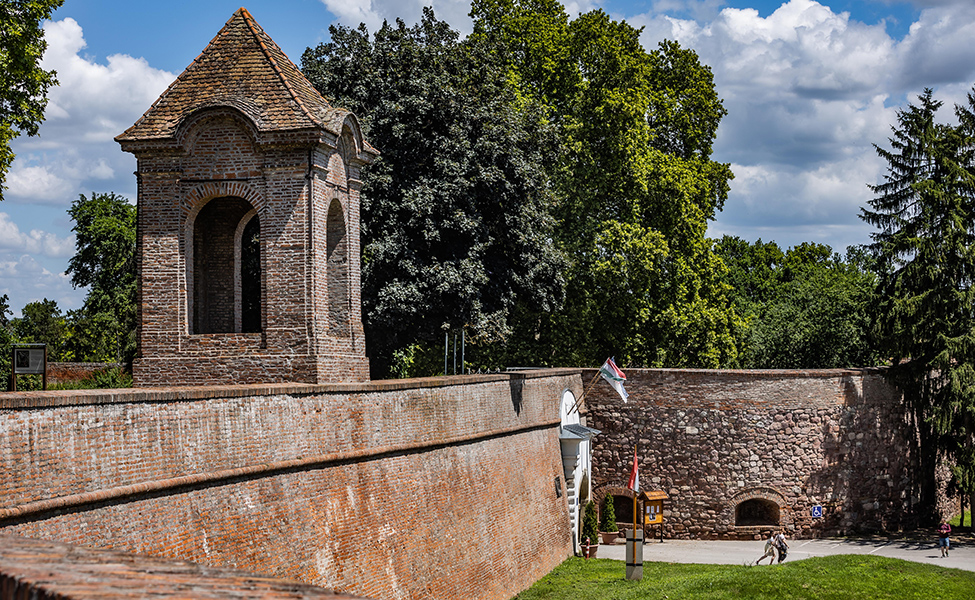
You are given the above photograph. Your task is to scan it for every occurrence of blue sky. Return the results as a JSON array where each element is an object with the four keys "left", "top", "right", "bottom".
[{"left": 3, "top": 0, "right": 975, "bottom": 316}]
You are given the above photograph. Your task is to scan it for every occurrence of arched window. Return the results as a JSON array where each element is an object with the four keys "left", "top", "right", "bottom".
[
  {"left": 192, "top": 196, "right": 260, "bottom": 334},
  {"left": 735, "top": 499, "right": 780, "bottom": 526},
  {"left": 239, "top": 214, "right": 261, "bottom": 333},
  {"left": 326, "top": 199, "right": 349, "bottom": 337}
]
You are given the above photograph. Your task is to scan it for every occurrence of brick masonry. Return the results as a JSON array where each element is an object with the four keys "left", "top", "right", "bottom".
[
  {"left": 0, "top": 534, "right": 371, "bottom": 599},
  {"left": 116, "top": 9, "right": 377, "bottom": 387},
  {"left": 585, "top": 368, "right": 928, "bottom": 539},
  {"left": 0, "top": 370, "right": 579, "bottom": 600}
]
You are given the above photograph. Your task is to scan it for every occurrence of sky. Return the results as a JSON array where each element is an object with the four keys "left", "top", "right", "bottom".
[{"left": 3, "top": 0, "right": 975, "bottom": 316}]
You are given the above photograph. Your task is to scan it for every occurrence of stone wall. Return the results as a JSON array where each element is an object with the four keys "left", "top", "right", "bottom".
[
  {"left": 0, "top": 370, "right": 579, "bottom": 600},
  {"left": 586, "top": 368, "right": 921, "bottom": 539}
]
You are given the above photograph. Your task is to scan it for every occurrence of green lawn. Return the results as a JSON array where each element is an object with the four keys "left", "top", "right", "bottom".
[
  {"left": 949, "top": 513, "right": 972, "bottom": 528},
  {"left": 514, "top": 555, "right": 975, "bottom": 600}
]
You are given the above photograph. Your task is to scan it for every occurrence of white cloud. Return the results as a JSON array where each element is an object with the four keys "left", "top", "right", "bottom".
[
  {"left": 318, "top": 0, "right": 601, "bottom": 34},
  {"left": 0, "top": 252, "right": 81, "bottom": 316},
  {"left": 318, "top": 0, "right": 479, "bottom": 33},
  {"left": 5, "top": 165, "right": 75, "bottom": 203},
  {"left": 626, "top": 0, "right": 975, "bottom": 250},
  {"left": 0, "top": 212, "right": 75, "bottom": 257},
  {"left": 6, "top": 18, "right": 173, "bottom": 206}
]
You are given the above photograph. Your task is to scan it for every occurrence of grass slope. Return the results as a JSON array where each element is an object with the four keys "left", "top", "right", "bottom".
[{"left": 515, "top": 555, "right": 975, "bottom": 600}]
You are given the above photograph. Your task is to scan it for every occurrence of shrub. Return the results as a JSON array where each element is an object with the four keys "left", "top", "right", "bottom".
[
  {"left": 581, "top": 499, "right": 599, "bottom": 546},
  {"left": 600, "top": 494, "right": 618, "bottom": 532}
]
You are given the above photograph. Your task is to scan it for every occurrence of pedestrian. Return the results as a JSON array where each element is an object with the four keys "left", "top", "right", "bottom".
[
  {"left": 938, "top": 521, "right": 951, "bottom": 557},
  {"left": 774, "top": 530, "right": 789, "bottom": 563},
  {"left": 755, "top": 531, "right": 777, "bottom": 565}
]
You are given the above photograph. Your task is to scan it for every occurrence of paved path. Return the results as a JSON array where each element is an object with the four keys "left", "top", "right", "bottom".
[{"left": 597, "top": 537, "right": 975, "bottom": 572}]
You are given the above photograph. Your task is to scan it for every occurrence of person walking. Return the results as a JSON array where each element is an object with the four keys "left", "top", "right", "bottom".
[
  {"left": 774, "top": 530, "right": 789, "bottom": 563},
  {"left": 755, "top": 532, "right": 777, "bottom": 565},
  {"left": 938, "top": 522, "right": 951, "bottom": 557}
]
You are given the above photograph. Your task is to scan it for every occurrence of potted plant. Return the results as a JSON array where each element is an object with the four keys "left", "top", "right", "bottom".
[
  {"left": 599, "top": 494, "right": 619, "bottom": 544},
  {"left": 581, "top": 499, "right": 599, "bottom": 558}
]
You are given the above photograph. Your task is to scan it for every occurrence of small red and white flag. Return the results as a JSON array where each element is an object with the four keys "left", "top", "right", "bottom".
[{"left": 627, "top": 450, "right": 640, "bottom": 493}]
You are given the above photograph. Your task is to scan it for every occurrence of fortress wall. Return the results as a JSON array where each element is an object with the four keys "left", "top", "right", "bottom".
[
  {"left": 0, "top": 370, "right": 580, "bottom": 600},
  {"left": 586, "top": 368, "right": 921, "bottom": 539}
]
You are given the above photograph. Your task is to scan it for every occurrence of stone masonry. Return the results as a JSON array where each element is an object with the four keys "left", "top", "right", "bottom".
[
  {"left": 116, "top": 9, "right": 377, "bottom": 386},
  {"left": 586, "top": 368, "right": 922, "bottom": 539}
]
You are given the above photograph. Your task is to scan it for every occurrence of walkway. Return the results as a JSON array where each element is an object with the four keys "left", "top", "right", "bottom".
[{"left": 597, "top": 536, "right": 974, "bottom": 572}]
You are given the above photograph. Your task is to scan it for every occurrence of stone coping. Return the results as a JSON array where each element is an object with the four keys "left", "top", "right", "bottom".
[
  {"left": 0, "top": 368, "right": 583, "bottom": 410},
  {"left": 582, "top": 367, "right": 887, "bottom": 378}
]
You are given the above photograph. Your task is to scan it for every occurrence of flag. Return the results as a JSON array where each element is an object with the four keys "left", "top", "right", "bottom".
[
  {"left": 627, "top": 450, "right": 639, "bottom": 493},
  {"left": 599, "top": 358, "right": 628, "bottom": 402}
]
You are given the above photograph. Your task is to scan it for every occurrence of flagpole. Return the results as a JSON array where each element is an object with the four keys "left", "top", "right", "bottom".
[
  {"left": 632, "top": 443, "right": 638, "bottom": 536},
  {"left": 568, "top": 370, "right": 602, "bottom": 415}
]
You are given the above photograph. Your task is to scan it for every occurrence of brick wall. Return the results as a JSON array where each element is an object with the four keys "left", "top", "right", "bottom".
[
  {"left": 128, "top": 108, "right": 371, "bottom": 387},
  {"left": 0, "top": 370, "right": 579, "bottom": 600},
  {"left": 586, "top": 368, "right": 924, "bottom": 539},
  {"left": 0, "top": 535, "right": 370, "bottom": 600},
  {"left": 45, "top": 363, "right": 124, "bottom": 384}
]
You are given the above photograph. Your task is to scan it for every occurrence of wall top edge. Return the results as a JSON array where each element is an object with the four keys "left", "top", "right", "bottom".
[
  {"left": 581, "top": 367, "right": 888, "bottom": 378},
  {"left": 0, "top": 369, "right": 583, "bottom": 410}
]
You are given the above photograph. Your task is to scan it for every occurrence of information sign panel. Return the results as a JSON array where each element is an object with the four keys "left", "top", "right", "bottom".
[{"left": 13, "top": 348, "right": 45, "bottom": 374}]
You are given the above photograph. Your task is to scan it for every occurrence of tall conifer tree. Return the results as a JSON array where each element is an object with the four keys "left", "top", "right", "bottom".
[{"left": 861, "top": 89, "right": 975, "bottom": 521}]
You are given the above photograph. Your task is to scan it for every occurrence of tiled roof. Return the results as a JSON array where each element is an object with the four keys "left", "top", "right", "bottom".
[{"left": 117, "top": 8, "right": 342, "bottom": 142}]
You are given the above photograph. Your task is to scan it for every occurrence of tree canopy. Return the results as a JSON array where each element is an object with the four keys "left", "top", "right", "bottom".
[
  {"left": 0, "top": 0, "right": 63, "bottom": 200},
  {"left": 469, "top": 1, "right": 741, "bottom": 369},
  {"left": 302, "top": 8, "right": 566, "bottom": 376},
  {"left": 66, "top": 191, "right": 137, "bottom": 363},
  {"left": 715, "top": 237, "right": 880, "bottom": 369}
]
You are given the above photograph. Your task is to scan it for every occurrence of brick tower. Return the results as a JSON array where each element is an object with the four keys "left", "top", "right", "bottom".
[{"left": 117, "top": 8, "right": 377, "bottom": 386}]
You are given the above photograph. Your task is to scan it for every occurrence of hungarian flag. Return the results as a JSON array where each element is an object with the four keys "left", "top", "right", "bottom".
[
  {"left": 599, "top": 358, "right": 628, "bottom": 402},
  {"left": 627, "top": 451, "right": 640, "bottom": 493}
]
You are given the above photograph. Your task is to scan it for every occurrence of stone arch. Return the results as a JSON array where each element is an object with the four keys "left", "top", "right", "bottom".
[
  {"left": 730, "top": 487, "right": 789, "bottom": 528},
  {"left": 594, "top": 485, "right": 638, "bottom": 528},
  {"left": 326, "top": 197, "right": 349, "bottom": 337},
  {"left": 186, "top": 194, "right": 261, "bottom": 335},
  {"left": 176, "top": 105, "right": 261, "bottom": 149}
]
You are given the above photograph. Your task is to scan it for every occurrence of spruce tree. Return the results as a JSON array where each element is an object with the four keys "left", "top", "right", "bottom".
[
  {"left": 861, "top": 88, "right": 975, "bottom": 523},
  {"left": 599, "top": 494, "right": 618, "bottom": 532}
]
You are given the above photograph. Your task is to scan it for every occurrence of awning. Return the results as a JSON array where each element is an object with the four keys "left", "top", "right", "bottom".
[{"left": 559, "top": 424, "right": 601, "bottom": 440}]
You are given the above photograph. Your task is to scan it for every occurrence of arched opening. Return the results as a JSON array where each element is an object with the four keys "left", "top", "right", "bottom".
[
  {"left": 192, "top": 196, "right": 258, "bottom": 334},
  {"left": 326, "top": 199, "right": 349, "bottom": 337},
  {"left": 611, "top": 494, "right": 634, "bottom": 525},
  {"left": 735, "top": 498, "right": 780, "bottom": 526},
  {"left": 240, "top": 215, "right": 261, "bottom": 333}
]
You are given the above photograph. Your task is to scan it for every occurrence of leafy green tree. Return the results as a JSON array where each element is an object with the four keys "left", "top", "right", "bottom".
[
  {"left": 66, "top": 192, "right": 137, "bottom": 363},
  {"left": 14, "top": 297, "right": 68, "bottom": 360},
  {"left": 860, "top": 88, "right": 975, "bottom": 522},
  {"left": 471, "top": 2, "right": 741, "bottom": 369},
  {"left": 0, "top": 293, "right": 15, "bottom": 388},
  {"left": 716, "top": 237, "right": 880, "bottom": 369},
  {"left": 0, "top": 0, "right": 64, "bottom": 200},
  {"left": 302, "top": 9, "right": 566, "bottom": 376}
]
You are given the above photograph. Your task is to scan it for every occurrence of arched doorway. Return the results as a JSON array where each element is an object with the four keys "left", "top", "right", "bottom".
[
  {"left": 191, "top": 196, "right": 261, "bottom": 334},
  {"left": 735, "top": 498, "right": 780, "bottom": 527}
]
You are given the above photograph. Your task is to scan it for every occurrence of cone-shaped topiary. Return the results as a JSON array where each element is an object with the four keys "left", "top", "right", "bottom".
[
  {"left": 600, "top": 494, "right": 618, "bottom": 532},
  {"left": 581, "top": 499, "right": 599, "bottom": 546}
]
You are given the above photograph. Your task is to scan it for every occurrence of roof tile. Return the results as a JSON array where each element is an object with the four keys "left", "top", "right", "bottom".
[{"left": 117, "top": 8, "right": 337, "bottom": 141}]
